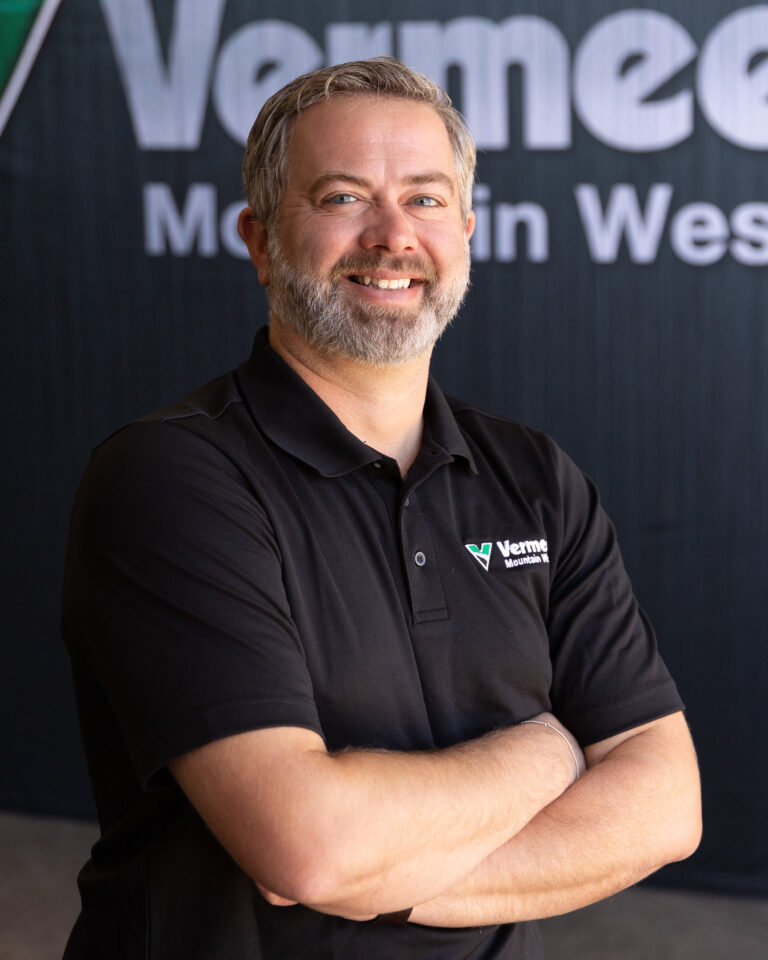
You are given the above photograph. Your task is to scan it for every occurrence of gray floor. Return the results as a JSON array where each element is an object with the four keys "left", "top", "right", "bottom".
[{"left": 2, "top": 811, "right": 767, "bottom": 959}]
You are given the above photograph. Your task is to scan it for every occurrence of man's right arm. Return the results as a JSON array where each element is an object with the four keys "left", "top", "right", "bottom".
[{"left": 170, "top": 717, "right": 580, "bottom": 919}]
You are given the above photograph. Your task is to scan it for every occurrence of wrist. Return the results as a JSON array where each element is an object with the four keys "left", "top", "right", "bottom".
[{"left": 520, "top": 719, "right": 584, "bottom": 785}]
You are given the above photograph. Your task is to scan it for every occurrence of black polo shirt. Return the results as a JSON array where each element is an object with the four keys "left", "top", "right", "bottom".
[{"left": 62, "top": 326, "right": 682, "bottom": 960}]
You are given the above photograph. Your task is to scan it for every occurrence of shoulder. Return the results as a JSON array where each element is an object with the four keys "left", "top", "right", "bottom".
[
  {"left": 72, "top": 371, "right": 274, "bottom": 550},
  {"left": 446, "top": 394, "right": 588, "bottom": 493},
  {"left": 86, "top": 368, "right": 270, "bottom": 488},
  {"left": 101, "top": 369, "right": 252, "bottom": 460}
]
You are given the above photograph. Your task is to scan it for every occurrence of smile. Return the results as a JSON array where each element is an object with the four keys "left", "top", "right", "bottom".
[{"left": 349, "top": 276, "right": 413, "bottom": 289}]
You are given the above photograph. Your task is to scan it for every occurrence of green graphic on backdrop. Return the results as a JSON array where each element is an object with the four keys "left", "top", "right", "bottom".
[
  {"left": 0, "top": 0, "right": 61, "bottom": 138},
  {"left": 0, "top": 0, "right": 44, "bottom": 90}
]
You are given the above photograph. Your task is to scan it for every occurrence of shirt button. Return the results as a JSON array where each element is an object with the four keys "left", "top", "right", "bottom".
[
  {"left": 373, "top": 462, "right": 382, "bottom": 469},
  {"left": 404, "top": 497, "right": 410, "bottom": 507},
  {"left": 414, "top": 551, "right": 426, "bottom": 567}
]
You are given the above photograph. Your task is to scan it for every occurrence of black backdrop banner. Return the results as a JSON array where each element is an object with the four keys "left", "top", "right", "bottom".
[{"left": 2, "top": 0, "right": 766, "bottom": 895}]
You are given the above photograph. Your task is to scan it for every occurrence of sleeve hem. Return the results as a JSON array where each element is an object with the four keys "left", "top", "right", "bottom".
[
  {"left": 135, "top": 696, "right": 324, "bottom": 788},
  {"left": 562, "top": 679, "right": 684, "bottom": 747}
]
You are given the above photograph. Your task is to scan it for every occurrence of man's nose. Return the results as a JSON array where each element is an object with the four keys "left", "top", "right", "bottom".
[{"left": 359, "top": 202, "right": 418, "bottom": 254}]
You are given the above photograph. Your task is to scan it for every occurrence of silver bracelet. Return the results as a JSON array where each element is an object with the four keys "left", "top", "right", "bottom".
[{"left": 520, "top": 720, "right": 582, "bottom": 782}]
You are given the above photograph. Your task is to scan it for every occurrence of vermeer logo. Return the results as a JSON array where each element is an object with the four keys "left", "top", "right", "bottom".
[
  {"left": 465, "top": 542, "right": 493, "bottom": 571},
  {"left": 0, "top": 0, "right": 63, "bottom": 139},
  {"left": 465, "top": 538, "right": 549, "bottom": 572}
]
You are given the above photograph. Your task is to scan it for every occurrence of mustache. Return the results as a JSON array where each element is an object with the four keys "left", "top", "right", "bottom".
[{"left": 330, "top": 254, "right": 437, "bottom": 283}]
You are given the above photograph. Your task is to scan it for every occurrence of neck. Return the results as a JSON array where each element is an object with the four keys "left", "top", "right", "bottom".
[{"left": 269, "top": 320, "right": 431, "bottom": 476}]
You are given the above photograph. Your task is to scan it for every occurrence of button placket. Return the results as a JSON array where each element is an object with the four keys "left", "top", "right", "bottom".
[{"left": 399, "top": 492, "right": 447, "bottom": 622}]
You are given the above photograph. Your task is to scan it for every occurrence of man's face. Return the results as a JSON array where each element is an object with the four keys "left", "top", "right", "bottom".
[{"left": 263, "top": 96, "right": 475, "bottom": 366}]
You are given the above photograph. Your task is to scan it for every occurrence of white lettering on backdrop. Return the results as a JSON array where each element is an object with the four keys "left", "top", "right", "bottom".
[
  {"left": 100, "top": 0, "right": 768, "bottom": 151},
  {"left": 98, "top": 0, "right": 768, "bottom": 264}
]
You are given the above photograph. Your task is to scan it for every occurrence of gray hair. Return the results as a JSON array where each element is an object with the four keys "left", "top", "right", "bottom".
[{"left": 242, "top": 57, "right": 476, "bottom": 227}]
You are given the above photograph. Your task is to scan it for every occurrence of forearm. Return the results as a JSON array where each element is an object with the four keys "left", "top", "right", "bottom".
[
  {"left": 409, "top": 713, "right": 701, "bottom": 927},
  {"left": 300, "top": 722, "right": 577, "bottom": 914},
  {"left": 173, "top": 719, "right": 577, "bottom": 917}
]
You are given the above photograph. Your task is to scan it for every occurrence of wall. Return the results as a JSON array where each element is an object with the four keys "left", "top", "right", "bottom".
[{"left": 1, "top": 0, "right": 766, "bottom": 894}]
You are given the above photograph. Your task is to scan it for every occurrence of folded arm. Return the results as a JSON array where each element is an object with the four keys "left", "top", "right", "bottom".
[
  {"left": 409, "top": 710, "right": 701, "bottom": 927},
  {"left": 170, "top": 715, "right": 581, "bottom": 918}
]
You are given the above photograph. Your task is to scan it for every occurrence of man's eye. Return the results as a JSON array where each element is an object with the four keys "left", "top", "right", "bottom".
[
  {"left": 412, "top": 196, "right": 439, "bottom": 207},
  {"left": 327, "top": 194, "right": 357, "bottom": 205}
]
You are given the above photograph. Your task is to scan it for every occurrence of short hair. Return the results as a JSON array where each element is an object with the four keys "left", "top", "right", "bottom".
[{"left": 242, "top": 57, "right": 476, "bottom": 227}]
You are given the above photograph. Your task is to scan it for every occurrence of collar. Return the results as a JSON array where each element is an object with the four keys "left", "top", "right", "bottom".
[{"left": 236, "top": 327, "right": 477, "bottom": 477}]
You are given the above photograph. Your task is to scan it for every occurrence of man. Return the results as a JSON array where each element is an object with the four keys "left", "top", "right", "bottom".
[{"left": 62, "top": 58, "right": 701, "bottom": 959}]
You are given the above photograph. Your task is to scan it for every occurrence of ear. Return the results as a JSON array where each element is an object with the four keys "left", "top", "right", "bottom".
[
  {"left": 237, "top": 207, "right": 271, "bottom": 286},
  {"left": 464, "top": 210, "right": 476, "bottom": 242}
]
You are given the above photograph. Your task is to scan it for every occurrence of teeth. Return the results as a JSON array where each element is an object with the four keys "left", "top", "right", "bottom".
[{"left": 356, "top": 276, "right": 411, "bottom": 289}]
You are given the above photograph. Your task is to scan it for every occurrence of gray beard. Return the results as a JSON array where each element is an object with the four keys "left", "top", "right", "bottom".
[{"left": 265, "top": 236, "right": 471, "bottom": 367}]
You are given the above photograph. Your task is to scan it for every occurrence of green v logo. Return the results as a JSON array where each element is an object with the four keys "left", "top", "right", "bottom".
[
  {"left": 465, "top": 542, "right": 493, "bottom": 572},
  {"left": 0, "top": 0, "right": 63, "bottom": 138}
]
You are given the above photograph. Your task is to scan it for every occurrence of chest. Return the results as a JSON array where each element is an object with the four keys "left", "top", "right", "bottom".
[{"left": 265, "top": 458, "right": 555, "bottom": 750}]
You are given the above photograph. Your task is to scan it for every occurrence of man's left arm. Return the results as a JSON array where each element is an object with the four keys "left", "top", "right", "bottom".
[{"left": 408, "top": 710, "right": 701, "bottom": 927}]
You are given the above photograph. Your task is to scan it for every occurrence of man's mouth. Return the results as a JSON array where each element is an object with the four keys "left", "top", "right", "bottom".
[{"left": 349, "top": 276, "right": 413, "bottom": 289}]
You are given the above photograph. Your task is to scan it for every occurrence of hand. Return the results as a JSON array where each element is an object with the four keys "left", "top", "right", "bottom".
[
  {"left": 256, "top": 883, "right": 376, "bottom": 921},
  {"left": 256, "top": 883, "right": 298, "bottom": 907},
  {"left": 524, "top": 712, "right": 585, "bottom": 783}
]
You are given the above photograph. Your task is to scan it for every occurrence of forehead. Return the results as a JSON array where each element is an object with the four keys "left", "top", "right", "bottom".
[{"left": 285, "top": 96, "right": 457, "bottom": 189}]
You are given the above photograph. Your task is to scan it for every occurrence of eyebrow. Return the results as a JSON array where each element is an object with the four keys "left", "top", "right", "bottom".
[{"left": 308, "top": 171, "right": 456, "bottom": 196}]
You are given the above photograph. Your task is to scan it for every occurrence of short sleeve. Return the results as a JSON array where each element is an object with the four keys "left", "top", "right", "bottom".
[
  {"left": 545, "top": 442, "right": 683, "bottom": 745},
  {"left": 61, "top": 422, "right": 322, "bottom": 786}
]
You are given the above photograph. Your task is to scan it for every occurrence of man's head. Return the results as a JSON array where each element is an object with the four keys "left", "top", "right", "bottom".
[
  {"left": 242, "top": 57, "right": 476, "bottom": 230},
  {"left": 238, "top": 59, "right": 476, "bottom": 367}
]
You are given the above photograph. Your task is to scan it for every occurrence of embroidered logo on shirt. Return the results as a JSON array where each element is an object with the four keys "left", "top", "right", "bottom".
[
  {"left": 465, "top": 542, "right": 493, "bottom": 571},
  {"left": 465, "top": 539, "right": 549, "bottom": 571}
]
